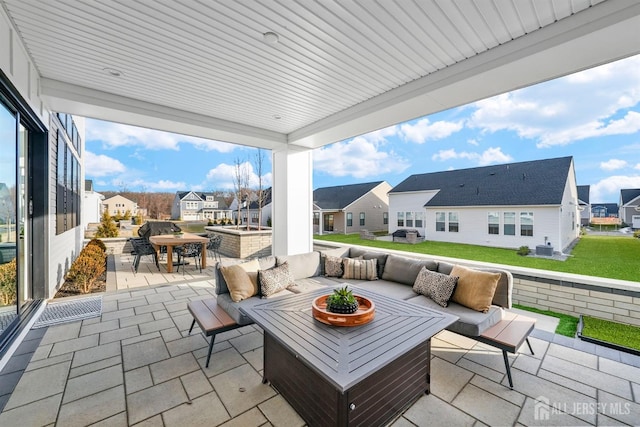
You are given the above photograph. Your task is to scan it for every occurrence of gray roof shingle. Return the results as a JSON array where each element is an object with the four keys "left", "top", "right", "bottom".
[
  {"left": 577, "top": 185, "right": 590, "bottom": 204},
  {"left": 390, "top": 157, "right": 573, "bottom": 207},
  {"left": 314, "top": 181, "right": 384, "bottom": 210},
  {"left": 620, "top": 188, "right": 640, "bottom": 205}
]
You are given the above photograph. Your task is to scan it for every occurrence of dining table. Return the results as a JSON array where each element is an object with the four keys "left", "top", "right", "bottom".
[{"left": 149, "top": 232, "right": 208, "bottom": 273}]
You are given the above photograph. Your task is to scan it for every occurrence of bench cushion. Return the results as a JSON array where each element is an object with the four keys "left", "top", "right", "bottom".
[
  {"left": 276, "top": 252, "right": 321, "bottom": 280},
  {"left": 406, "top": 295, "right": 503, "bottom": 336},
  {"left": 381, "top": 254, "right": 438, "bottom": 285},
  {"left": 339, "top": 279, "right": 419, "bottom": 301},
  {"left": 348, "top": 248, "right": 388, "bottom": 278}
]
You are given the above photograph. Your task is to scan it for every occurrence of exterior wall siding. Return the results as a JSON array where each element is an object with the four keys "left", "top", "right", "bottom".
[
  {"left": 388, "top": 190, "right": 437, "bottom": 236},
  {"left": 424, "top": 206, "right": 561, "bottom": 249},
  {"left": 558, "top": 162, "right": 580, "bottom": 251},
  {"left": 343, "top": 184, "right": 390, "bottom": 234}
]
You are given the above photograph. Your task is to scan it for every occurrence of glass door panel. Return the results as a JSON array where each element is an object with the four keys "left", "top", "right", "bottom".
[{"left": 17, "top": 123, "right": 30, "bottom": 308}]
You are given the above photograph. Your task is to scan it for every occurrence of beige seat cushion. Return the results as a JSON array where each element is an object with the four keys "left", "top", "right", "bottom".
[
  {"left": 450, "top": 264, "right": 500, "bottom": 313},
  {"left": 219, "top": 259, "right": 260, "bottom": 302}
]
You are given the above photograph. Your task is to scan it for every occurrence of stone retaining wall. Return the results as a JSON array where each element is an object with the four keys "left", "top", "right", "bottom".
[{"left": 205, "top": 226, "right": 272, "bottom": 259}]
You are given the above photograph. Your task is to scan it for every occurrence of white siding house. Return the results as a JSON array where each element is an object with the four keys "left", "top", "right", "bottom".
[
  {"left": 619, "top": 189, "right": 640, "bottom": 229},
  {"left": 389, "top": 157, "right": 581, "bottom": 252}
]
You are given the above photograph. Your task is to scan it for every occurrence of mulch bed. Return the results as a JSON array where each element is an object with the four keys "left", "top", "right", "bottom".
[{"left": 53, "top": 274, "right": 106, "bottom": 298}]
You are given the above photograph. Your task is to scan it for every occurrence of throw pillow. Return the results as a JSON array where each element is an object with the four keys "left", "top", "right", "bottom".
[
  {"left": 324, "top": 255, "right": 344, "bottom": 278},
  {"left": 413, "top": 266, "right": 458, "bottom": 308},
  {"left": 259, "top": 261, "right": 295, "bottom": 298},
  {"left": 342, "top": 258, "right": 378, "bottom": 281},
  {"left": 219, "top": 259, "right": 260, "bottom": 302},
  {"left": 450, "top": 265, "right": 501, "bottom": 313}
]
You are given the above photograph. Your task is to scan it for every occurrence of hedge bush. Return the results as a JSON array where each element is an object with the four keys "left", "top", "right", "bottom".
[
  {"left": 66, "top": 243, "right": 107, "bottom": 294},
  {"left": 0, "top": 258, "right": 17, "bottom": 305},
  {"left": 87, "top": 238, "right": 107, "bottom": 252}
]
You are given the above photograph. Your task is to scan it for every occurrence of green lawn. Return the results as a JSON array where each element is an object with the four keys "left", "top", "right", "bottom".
[
  {"left": 314, "top": 234, "right": 640, "bottom": 282},
  {"left": 581, "top": 316, "right": 640, "bottom": 351},
  {"left": 513, "top": 304, "right": 579, "bottom": 337}
]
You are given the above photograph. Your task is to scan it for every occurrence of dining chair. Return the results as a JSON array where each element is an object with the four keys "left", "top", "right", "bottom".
[
  {"left": 175, "top": 242, "right": 202, "bottom": 275},
  {"left": 206, "top": 234, "right": 222, "bottom": 262},
  {"left": 129, "top": 237, "right": 160, "bottom": 273}
]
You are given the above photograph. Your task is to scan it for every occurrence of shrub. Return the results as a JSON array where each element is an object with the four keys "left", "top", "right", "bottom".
[
  {"left": 517, "top": 246, "right": 530, "bottom": 256},
  {"left": 87, "top": 238, "right": 107, "bottom": 252},
  {"left": 634, "top": 230, "right": 640, "bottom": 239},
  {"left": 207, "top": 219, "right": 214, "bottom": 226},
  {"left": 0, "top": 258, "right": 17, "bottom": 305},
  {"left": 96, "top": 211, "right": 118, "bottom": 238},
  {"left": 66, "top": 254, "right": 104, "bottom": 294}
]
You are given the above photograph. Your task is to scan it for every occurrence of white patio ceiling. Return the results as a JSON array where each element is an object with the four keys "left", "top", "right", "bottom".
[{"left": 3, "top": 0, "right": 640, "bottom": 150}]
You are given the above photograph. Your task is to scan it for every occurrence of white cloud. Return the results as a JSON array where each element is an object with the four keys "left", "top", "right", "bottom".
[
  {"left": 313, "top": 133, "right": 409, "bottom": 178},
  {"left": 399, "top": 118, "right": 463, "bottom": 144},
  {"left": 636, "top": 163, "right": 640, "bottom": 170},
  {"left": 600, "top": 159, "right": 628, "bottom": 171},
  {"left": 467, "top": 138, "right": 479, "bottom": 146},
  {"left": 205, "top": 162, "right": 272, "bottom": 190},
  {"left": 85, "top": 118, "right": 236, "bottom": 152},
  {"left": 431, "top": 147, "right": 513, "bottom": 166},
  {"left": 590, "top": 175, "right": 640, "bottom": 202},
  {"left": 467, "top": 54, "right": 640, "bottom": 147},
  {"left": 84, "top": 151, "right": 126, "bottom": 177}
]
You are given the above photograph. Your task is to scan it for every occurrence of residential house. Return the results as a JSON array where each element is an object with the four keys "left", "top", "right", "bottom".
[
  {"left": 619, "top": 189, "right": 640, "bottom": 229},
  {"left": 82, "top": 180, "right": 104, "bottom": 230},
  {"left": 236, "top": 188, "right": 273, "bottom": 227},
  {"left": 313, "top": 181, "right": 391, "bottom": 235},
  {"left": 591, "top": 203, "right": 619, "bottom": 219},
  {"left": 1, "top": 0, "right": 636, "bottom": 366},
  {"left": 388, "top": 157, "right": 581, "bottom": 251},
  {"left": 171, "top": 191, "right": 231, "bottom": 221},
  {"left": 577, "top": 185, "right": 591, "bottom": 226},
  {"left": 102, "top": 194, "right": 138, "bottom": 218}
]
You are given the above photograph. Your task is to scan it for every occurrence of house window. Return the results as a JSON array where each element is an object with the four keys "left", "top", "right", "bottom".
[
  {"left": 251, "top": 213, "right": 259, "bottom": 223},
  {"left": 504, "top": 212, "right": 515, "bottom": 235},
  {"left": 415, "top": 212, "right": 424, "bottom": 228},
  {"left": 436, "top": 212, "right": 445, "bottom": 231},
  {"left": 359, "top": 212, "right": 365, "bottom": 226},
  {"left": 448, "top": 212, "right": 459, "bottom": 232},
  {"left": 313, "top": 212, "right": 319, "bottom": 225},
  {"left": 403, "top": 212, "right": 412, "bottom": 227},
  {"left": 520, "top": 212, "right": 533, "bottom": 236},
  {"left": 346, "top": 212, "right": 353, "bottom": 227},
  {"left": 383, "top": 212, "right": 388, "bottom": 225},
  {"left": 397, "top": 212, "right": 405, "bottom": 227},
  {"left": 488, "top": 211, "right": 499, "bottom": 235}
]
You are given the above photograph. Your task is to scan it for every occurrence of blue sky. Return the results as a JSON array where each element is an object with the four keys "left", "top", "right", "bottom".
[{"left": 85, "top": 54, "right": 640, "bottom": 203}]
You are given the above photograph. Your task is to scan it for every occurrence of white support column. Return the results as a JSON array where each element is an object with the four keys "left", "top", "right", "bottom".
[{"left": 272, "top": 145, "right": 313, "bottom": 256}]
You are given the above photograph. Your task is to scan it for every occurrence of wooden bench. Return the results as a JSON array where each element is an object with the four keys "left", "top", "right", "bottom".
[
  {"left": 188, "top": 299, "right": 241, "bottom": 368},
  {"left": 473, "top": 311, "right": 536, "bottom": 389}
]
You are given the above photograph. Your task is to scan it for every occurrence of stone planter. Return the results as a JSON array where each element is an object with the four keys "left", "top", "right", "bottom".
[{"left": 204, "top": 226, "right": 272, "bottom": 259}]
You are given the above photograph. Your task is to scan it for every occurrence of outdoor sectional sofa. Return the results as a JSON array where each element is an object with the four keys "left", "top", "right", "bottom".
[{"left": 215, "top": 246, "right": 513, "bottom": 338}]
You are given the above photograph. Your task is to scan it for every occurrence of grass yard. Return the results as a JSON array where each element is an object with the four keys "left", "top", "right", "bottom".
[
  {"left": 314, "top": 234, "right": 640, "bottom": 282},
  {"left": 514, "top": 304, "right": 579, "bottom": 337},
  {"left": 580, "top": 316, "right": 640, "bottom": 352}
]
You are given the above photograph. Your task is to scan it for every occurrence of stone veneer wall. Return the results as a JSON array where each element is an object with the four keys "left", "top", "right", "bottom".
[
  {"left": 205, "top": 227, "right": 272, "bottom": 259},
  {"left": 512, "top": 274, "right": 640, "bottom": 326}
]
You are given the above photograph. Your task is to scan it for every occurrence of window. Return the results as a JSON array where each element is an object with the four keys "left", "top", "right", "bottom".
[
  {"left": 488, "top": 211, "right": 499, "bottom": 235},
  {"left": 383, "top": 212, "right": 388, "bottom": 225},
  {"left": 436, "top": 212, "right": 445, "bottom": 231},
  {"left": 313, "top": 212, "right": 319, "bottom": 226},
  {"left": 397, "top": 212, "right": 405, "bottom": 227},
  {"left": 504, "top": 212, "right": 515, "bottom": 235},
  {"left": 359, "top": 212, "right": 365, "bottom": 226},
  {"left": 415, "top": 212, "right": 424, "bottom": 228},
  {"left": 251, "top": 213, "right": 259, "bottom": 223},
  {"left": 324, "top": 214, "right": 334, "bottom": 231},
  {"left": 448, "top": 212, "right": 459, "bottom": 232},
  {"left": 406, "top": 212, "right": 413, "bottom": 227},
  {"left": 520, "top": 212, "right": 533, "bottom": 236},
  {"left": 346, "top": 212, "right": 353, "bottom": 227}
]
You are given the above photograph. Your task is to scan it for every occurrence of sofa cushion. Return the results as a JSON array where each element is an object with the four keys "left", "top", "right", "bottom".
[
  {"left": 437, "top": 261, "right": 455, "bottom": 275},
  {"left": 340, "top": 279, "right": 419, "bottom": 301},
  {"left": 215, "top": 256, "right": 276, "bottom": 295},
  {"left": 413, "top": 267, "right": 458, "bottom": 308},
  {"left": 323, "top": 255, "right": 344, "bottom": 278},
  {"left": 342, "top": 258, "right": 377, "bottom": 280},
  {"left": 381, "top": 254, "right": 438, "bottom": 285},
  {"left": 276, "top": 252, "right": 321, "bottom": 280},
  {"left": 406, "top": 295, "right": 503, "bottom": 336},
  {"left": 450, "top": 265, "right": 500, "bottom": 313},
  {"left": 290, "top": 276, "right": 337, "bottom": 294},
  {"left": 349, "top": 248, "right": 388, "bottom": 278},
  {"left": 219, "top": 259, "right": 260, "bottom": 302},
  {"left": 259, "top": 262, "right": 296, "bottom": 297}
]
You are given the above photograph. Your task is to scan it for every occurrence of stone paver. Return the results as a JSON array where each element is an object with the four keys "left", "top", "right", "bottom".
[{"left": 1, "top": 261, "right": 639, "bottom": 427}]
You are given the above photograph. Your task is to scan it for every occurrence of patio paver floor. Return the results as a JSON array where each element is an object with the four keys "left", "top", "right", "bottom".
[{"left": 0, "top": 255, "right": 639, "bottom": 426}]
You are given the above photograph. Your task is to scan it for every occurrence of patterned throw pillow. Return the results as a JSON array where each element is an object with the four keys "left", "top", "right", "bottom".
[
  {"left": 259, "top": 261, "right": 295, "bottom": 298},
  {"left": 324, "top": 255, "right": 344, "bottom": 277},
  {"left": 413, "top": 266, "right": 458, "bottom": 308},
  {"left": 342, "top": 258, "right": 378, "bottom": 281}
]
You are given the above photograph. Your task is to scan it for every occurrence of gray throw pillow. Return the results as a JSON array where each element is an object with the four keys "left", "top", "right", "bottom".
[{"left": 413, "top": 266, "right": 458, "bottom": 307}]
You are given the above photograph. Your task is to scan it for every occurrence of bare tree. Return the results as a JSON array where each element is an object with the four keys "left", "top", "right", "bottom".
[
  {"left": 233, "top": 158, "right": 251, "bottom": 230},
  {"left": 253, "top": 148, "right": 267, "bottom": 230}
]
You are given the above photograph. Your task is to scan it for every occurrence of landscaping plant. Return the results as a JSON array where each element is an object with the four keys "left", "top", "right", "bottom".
[{"left": 0, "top": 258, "right": 17, "bottom": 305}]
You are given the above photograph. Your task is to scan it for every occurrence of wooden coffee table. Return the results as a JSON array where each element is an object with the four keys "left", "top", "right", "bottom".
[{"left": 240, "top": 286, "right": 458, "bottom": 427}]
